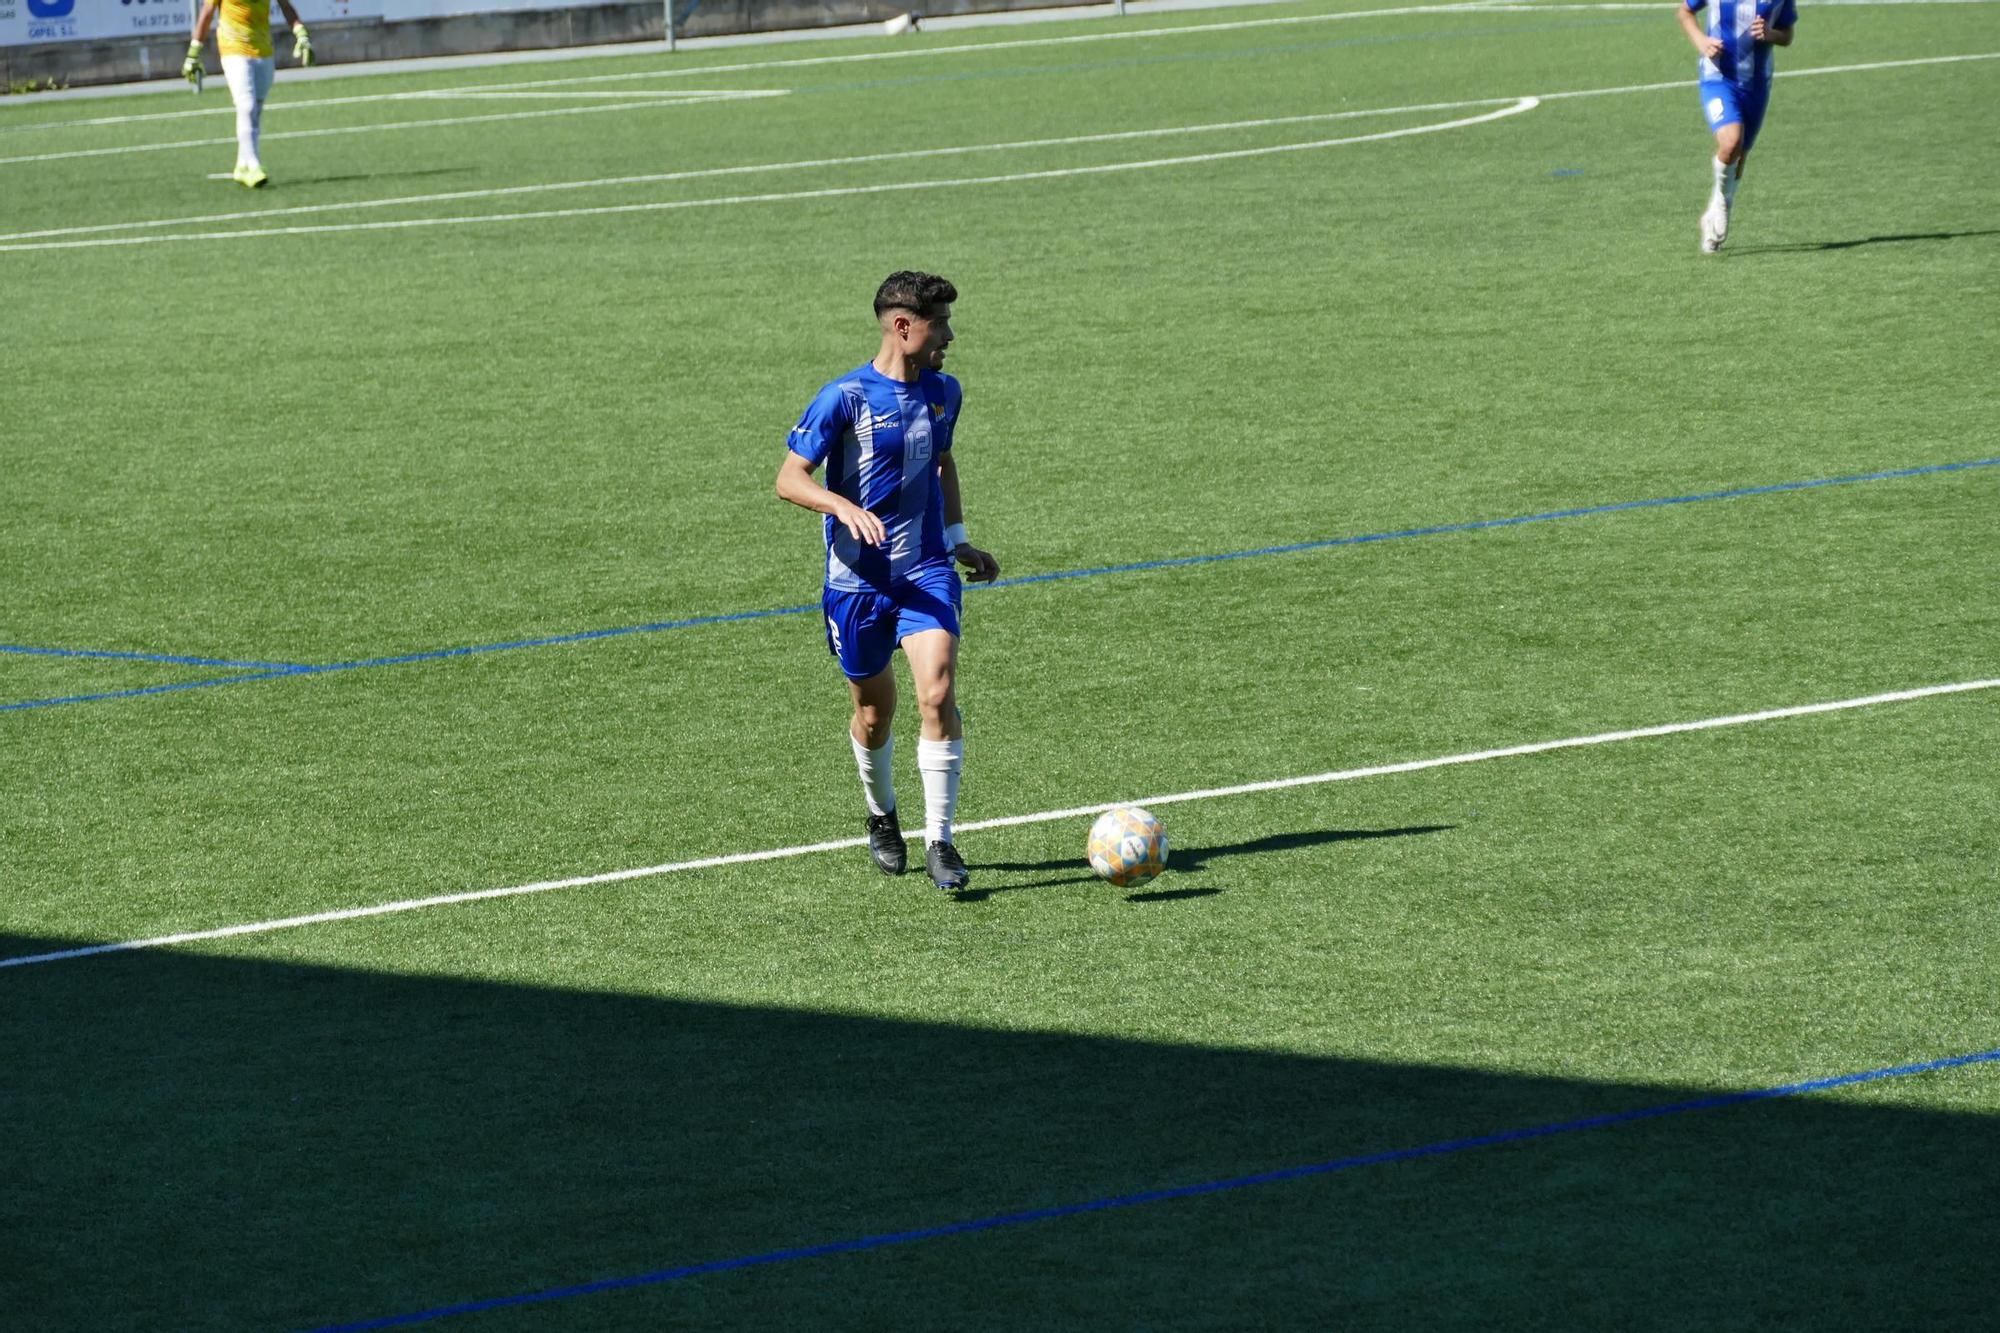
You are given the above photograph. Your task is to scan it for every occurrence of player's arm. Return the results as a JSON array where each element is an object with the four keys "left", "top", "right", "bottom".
[
  {"left": 1750, "top": 13, "right": 1792, "bottom": 43},
  {"left": 184, "top": 0, "right": 218, "bottom": 89},
  {"left": 276, "top": 0, "right": 315, "bottom": 65},
  {"left": 1677, "top": 2, "right": 1723, "bottom": 57},
  {"left": 777, "top": 451, "right": 885, "bottom": 546},
  {"left": 937, "top": 452, "right": 999, "bottom": 583}
]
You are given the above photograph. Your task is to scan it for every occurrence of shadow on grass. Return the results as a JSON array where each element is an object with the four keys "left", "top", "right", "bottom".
[
  {"left": 1124, "top": 885, "right": 1223, "bottom": 903},
  {"left": 957, "top": 825, "right": 1453, "bottom": 901},
  {"left": 1732, "top": 227, "right": 2000, "bottom": 255},
  {"left": 3, "top": 933, "right": 1995, "bottom": 1331},
  {"left": 269, "top": 167, "right": 471, "bottom": 188}
]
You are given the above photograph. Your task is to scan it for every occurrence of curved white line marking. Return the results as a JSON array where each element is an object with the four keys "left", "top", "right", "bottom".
[
  {"left": 3, "top": 45, "right": 1990, "bottom": 171},
  {"left": 7, "top": 47, "right": 1996, "bottom": 241},
  {"left": 0, "top": 96, "right": 778, "bottom": 167},
  {"left": 2, "top": 677, "right": 1992, "bottom": 969},
  {"left": 6, "top": 0, "right": 1995, "bottom": 141},
  {"left": 0, "top": 0, "right": 1519, "bottom": 137},
  {"left": 0, "top": 99, "right": 1538, "bottom": 252},
  {"left": 406, "top": 88, "right": 785, "bottom": 101},
  {"left": 0, "top": 96, "right": 1517, "bottom": 242}
]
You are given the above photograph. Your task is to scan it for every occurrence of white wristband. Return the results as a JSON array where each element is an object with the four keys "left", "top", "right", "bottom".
[{"left": 944, "top": 522, "right": 969, "bottom": 549}]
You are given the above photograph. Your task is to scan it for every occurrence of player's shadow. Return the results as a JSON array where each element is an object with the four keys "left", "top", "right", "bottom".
[
  {"left": 279, "top": 167, "right": 470, "bottom": 187},
  {"left": 957, "top": 824, "right": 1452, "bottom": 902},
  {"left": 1733, "top": 227, "right": 2000, "bottom": 255}
]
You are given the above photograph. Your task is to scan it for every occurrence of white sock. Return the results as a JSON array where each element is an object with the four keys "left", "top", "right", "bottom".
[
  {"left": 917, "top": 736, "right": 964, "bottom": 845},
  {"left": 851, "top": 733, "right": 894, "bottom": 818},
  {"left": 1722, "top": 160, "right": 1741, "bottom": 207},
  {"left": 1710, "top": 156, "right": 1730, "bottom": 210}
]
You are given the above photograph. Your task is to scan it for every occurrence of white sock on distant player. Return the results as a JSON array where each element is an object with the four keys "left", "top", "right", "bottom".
[
  {"left": 1710, "top": 155, "right": 1731, "bottom": 210},
  {"left": 851, "top": 733, "right": 895, "bottom": 817},
  {"left": 917, "top": 736, "right": 964, "bottom": 844},
  {"left": 1723, "top": 160, "right": 1742, "bottom": 207}
]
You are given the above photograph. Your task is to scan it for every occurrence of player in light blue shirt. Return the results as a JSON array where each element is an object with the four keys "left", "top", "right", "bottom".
[
  {"left": 1678, "top": 0, "right": 1796, "bottom": 251},
  {"left": 776, "top": 271, "right": 1001, "bottom": 892}
]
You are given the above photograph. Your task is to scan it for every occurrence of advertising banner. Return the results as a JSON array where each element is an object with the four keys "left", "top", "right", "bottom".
[
  {"left": 1, "top": 0, "right": 188, "bottom": 45},
  {"left": 380, "top": 0, "right": 606, "bottom": 18},
  {"left": 2, "top": 0, "right": 382, "bottom": 48}
]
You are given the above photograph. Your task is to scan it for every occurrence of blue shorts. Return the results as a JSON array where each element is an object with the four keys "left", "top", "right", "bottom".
[
  {"left": 1700, "top": 79, "right": 1771, "bottom": 153},
  {"left": 822, "top": 561, "right": 963, "bottom": 681}
]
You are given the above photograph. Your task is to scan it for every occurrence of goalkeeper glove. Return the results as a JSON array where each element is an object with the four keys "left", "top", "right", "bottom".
[
  {"left": 182, "top": 39, "right": 204, "bottom": 93},
  {"left": 293, "top": 21, "right": 314, "bottom": 67}
]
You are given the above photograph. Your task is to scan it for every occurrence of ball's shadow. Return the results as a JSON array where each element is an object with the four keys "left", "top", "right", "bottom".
[{"left": 955, "top": 824, "right": 1453, "bottom": 903}]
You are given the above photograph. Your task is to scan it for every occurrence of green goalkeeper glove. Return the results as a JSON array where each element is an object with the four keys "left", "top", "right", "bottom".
[
  {"left": 292, "top": 21, "right": 314, "bottom": 67},
  {"left": 182, "top": 39, "right": 204, "bottom": 93}
]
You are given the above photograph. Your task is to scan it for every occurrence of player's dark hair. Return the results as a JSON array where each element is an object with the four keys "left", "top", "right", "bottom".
[{"left": 874, "top": 271, "right": 957, "bottom": 320}]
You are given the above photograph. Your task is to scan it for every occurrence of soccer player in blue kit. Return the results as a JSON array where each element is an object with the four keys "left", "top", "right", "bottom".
[
  {"left": 1678, "top": 0, "right": 1796, "bottom": 252},
  {"left": 776, "top": 272, "right": 1001, "bottom": 892}
]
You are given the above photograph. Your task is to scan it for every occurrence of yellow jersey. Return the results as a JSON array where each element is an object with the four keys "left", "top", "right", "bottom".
[{"left": 215, "top": 0, "right": 274, "bottom": 59}]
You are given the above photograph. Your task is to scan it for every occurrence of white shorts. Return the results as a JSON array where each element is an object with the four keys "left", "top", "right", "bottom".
[{"left": 221, "top": 54, "right": 275, "bottom": 109}]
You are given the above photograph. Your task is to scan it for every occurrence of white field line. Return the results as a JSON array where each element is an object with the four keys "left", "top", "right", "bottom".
[
  {"left": 3, "top": 678, "right": 1992, "bottom": 971},
  {"left": 7, "top": 49, "right": 1993, "bottom": 245},
  {"left": 393, "top": 0, "right": 2000, "bottom": 94},
  {"left": 3, "top": 37, "right": 1989, "bottom": 175},
  {"left": 2, "top": 0, "right": 1989, "bottom": 139},
  {"left": 0, "top": 98, "right": 1541, "bottom": 251},
  {"left": 6, "top": 40, "right": 1994, "bottom": 253},
  {"left": 0, "top": 95, "right": 786, "bottom": 167},
  {"left": 0, "top": 83, "right": 774, "bottom": 132},
  {"left": 1478, "top": 0, "right": 2000, "bottom": 7},
  {"left": 0, "top": 0, "right": 1519, "bottom": 137},
  {"left": 392, "top": 0, "right": 2000, "bottom": 97},
  {"left": 1499, "top": 0, "right": 2000, "bottom": 6},
  {"left": 0, "top": 97, "right": 1516, "bottom": 242},
  {"left": 1532, "top": 49, "right": 2000, "bottom": 99},
  {"left": 435, "top": 0, "right": 1511, "bottom": 92},
  {"left": 405, "top": 89, "right": 783, "bottom": 100}
]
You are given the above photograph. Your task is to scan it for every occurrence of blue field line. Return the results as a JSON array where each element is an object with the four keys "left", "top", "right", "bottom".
[
  {"left": 303, "top": 604, "right": 820, "bottom": 673},
  {"left": 986, "top": 455, "right": 2000, "bottom": 591},
  {"left": 0, "top": 642, "right": 310, "bottom": 671},
  {"left": 0, "top": 667, "right": 307, "bottom": 713},
  {"left": 308, "top": 1045, "right": 2000, "bottom": 1332},
  {"left": 5, "top": 456, "right": 1995, "bottom": 718}
]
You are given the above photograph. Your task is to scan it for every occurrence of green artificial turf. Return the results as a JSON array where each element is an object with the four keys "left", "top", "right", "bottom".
[{"left": 3, "top": 0, "right": 1996, "bottom": 1327}]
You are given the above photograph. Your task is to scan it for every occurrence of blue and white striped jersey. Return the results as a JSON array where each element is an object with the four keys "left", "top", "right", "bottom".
[
  {"left": 788, "top": 363, "right": 962, "bottom": 592},
  {"left": 1689, "top": 0, "right": 1797, "bottom": 87}
]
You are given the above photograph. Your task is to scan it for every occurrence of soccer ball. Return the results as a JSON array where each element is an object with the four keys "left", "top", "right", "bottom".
[{"left": 1086, "top": 805, "right": 1169, "bottom": 887}]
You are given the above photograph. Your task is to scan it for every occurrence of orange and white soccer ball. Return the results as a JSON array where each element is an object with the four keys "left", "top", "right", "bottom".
[{"left": 1086, "top": 805, "right": 1169, "bottom": 887}]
